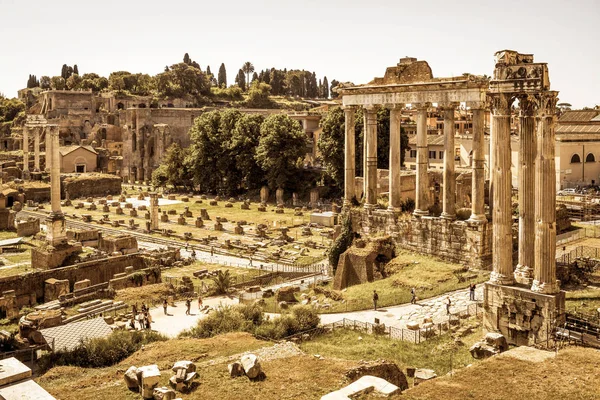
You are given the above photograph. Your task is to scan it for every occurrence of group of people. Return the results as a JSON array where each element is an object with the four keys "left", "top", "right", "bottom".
[
  {"left": 161, "top": 295, "right": 204, "bottom": 316},
  {"left": 129, "top": 303, "right": 152, "bottom": 330},
  {"left": 372, "top": 283, "right": 479, "bottom": 312}
]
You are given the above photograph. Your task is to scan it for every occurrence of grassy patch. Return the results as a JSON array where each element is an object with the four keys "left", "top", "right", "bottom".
[
  {"left": 37, "top": 332, "right": 353, "bottom": 400},
  {"left": 262, "top": 251, "right": 488, "bottom": 313},
  {"left": 300, "top": 322, "right": 483, "bottom": 377},
  {"left": 163, "top": 261, "right": 264, "bottom": 289},
  {"left": 402, "top": 346, "right": 600, "bottom": 400},
  {"left": 565, "top": 288, "right": 600, "bottom": 315}
]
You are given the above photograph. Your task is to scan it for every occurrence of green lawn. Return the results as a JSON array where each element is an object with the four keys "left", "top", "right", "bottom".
[
  {"left": 262, "top": 250, "right": 488, "bottom": 313},
  {"left": 300, "top": 320, "right": 483, "bottom": 377},
  {"left": 565, "top": 288, "right": 600, "bottom": 315}
]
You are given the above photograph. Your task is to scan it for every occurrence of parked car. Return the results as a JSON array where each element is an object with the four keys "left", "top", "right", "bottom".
[{"left": 557, "top": 188, "right": 577, "bottom": 196}]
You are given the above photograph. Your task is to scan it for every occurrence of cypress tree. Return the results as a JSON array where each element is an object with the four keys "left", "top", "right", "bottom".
[
  {"left": 73, "top": 65, "right": 79, "bottom": 75},
  {"left": 322, "top": 76, "right": 329, "bottom": 98},
  {"left": 218, "top": 63, "right": 227, "bottom": 87},
  {"left": 183, "top": 53, "right": 190, "bottom": 64}
]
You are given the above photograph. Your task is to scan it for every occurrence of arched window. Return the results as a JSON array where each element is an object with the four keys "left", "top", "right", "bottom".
[
  {"left": 586, "top": 153, "right": 596, "bottom": 163},
  {"left": 571, "top": 154, "right": 581, "bottom": 164},
  {"left": 117, "top": 102, "right": 124, "bottom": 110}
]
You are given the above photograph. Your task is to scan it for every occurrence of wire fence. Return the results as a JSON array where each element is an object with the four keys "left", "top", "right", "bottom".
[
  {"left": 556, "top": 245, "right": 600, "bottom": 264},
  {"left": 283, "top": 303, "right": 482, "bottom": 345}
]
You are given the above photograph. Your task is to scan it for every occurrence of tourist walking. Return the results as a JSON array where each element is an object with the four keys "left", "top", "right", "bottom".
[
  {"left": 373, "top": 290, "right": 379, "bottom": 311},
  {"left": 446, "top": 296, "right": 452, "bottom": 315},
  {"left": 469, "top": 283, "right": 476, "bottom": 301},
  {"left": 163, "top": 299, "right": 168, "bottom": 315},
  {"left": 185, "top": 299, "right": 191, "bottom": 315},
  {"left": 138, "top": 313, "right": 145, "bottom": 330},
  {"left": 198, "top": 295, "right": 203, "bottom": 310},
  {"left": 410, "top": 287, "right": 417, "bottom": 304}
]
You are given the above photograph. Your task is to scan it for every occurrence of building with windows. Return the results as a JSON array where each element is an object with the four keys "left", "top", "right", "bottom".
[{"left": 59, "top": 145, "right": 98, "bottom": 173}]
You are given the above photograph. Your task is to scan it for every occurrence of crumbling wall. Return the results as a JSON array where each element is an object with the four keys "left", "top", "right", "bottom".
[
  {"left": 333, "top": 237, "right": 395, "bottom": 290},
  {"left": 354, "top": 210, "right": 492, "bottom": 269},
  {"left": 62, "top": 173, "right": 121, "bottom": 198},
  {"left": 15, "top": 217, "right": 40, "bottom": 236},
  {"left": 98, "top": 234, "right": 138, "bottom": 254}
]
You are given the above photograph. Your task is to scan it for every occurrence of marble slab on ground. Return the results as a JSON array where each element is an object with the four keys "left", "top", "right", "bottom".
[
  {"left": 0, "top": 357, "right": 31, "bottom": 387},
  {"left": 0, "top": 378, "right": 56, "bottom": 399},
  {"left": 496, "top": 345, "right": 556, "bottom": 363}
]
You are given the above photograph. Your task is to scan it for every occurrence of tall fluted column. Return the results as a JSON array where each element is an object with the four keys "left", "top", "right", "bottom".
[
  {"left": 441, "top": 103, "right": 458, "bottom": 219},
  {"left": 532, "top": 91, "right": 560, "bottom": 294},
  {"left": 388, "top": 105, "right": 402, "bottom": 211},
  {"left": 414, "top": 103, "right": 431, "bottom": 216},
  {"left": 364, "top": 106, "right": 378, "bottom": 209},
  {"left": 469, "top": 106, "right": 487, "bottom": 222},
  {"left": 46, "top": 124, "right": 67, "bottom": 246},
  {"left": 45, "top": 125, "right": 52, "bottom": 173},
  {"left": 343, "top": 106, "right": 356, "bottom": 207},
  {"left": 34, "top": 127, "right": 41, "bottom": 171},
  {"left": 515, "top": 96, "right": 537, "bottom": 284},
  {"left": 22, "top": 126, "right": 30, "bottom": 178},
  {"left": 489, "top": 93, "right": 515, "bottom": 285}
]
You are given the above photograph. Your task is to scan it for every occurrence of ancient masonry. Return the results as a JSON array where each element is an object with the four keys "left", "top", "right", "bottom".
[
  {"left": 338, "top": 56, "right": 490, "bottom": 268},
  {"left": 484, "top": 50, "right": 564, "bottom": 346},
  {"left": 338, "top": 50, "right": 565, "bottom": 345}
]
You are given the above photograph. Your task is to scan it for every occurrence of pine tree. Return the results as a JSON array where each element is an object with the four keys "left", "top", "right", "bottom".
[
  {"left": 252, "top": 71, "right": 258, "bottom": 83},
  {"left": 73, "top": 65, "right": 79, "bottom": 75},
  {"left": 218, "top": 63, "right": 227, "bottom": 87},
  {"left": 183, "top": 53, "right": 190, "bottom": 65},
  {"left": 322, "top": 76, "right": 329, "bottom": 98}
]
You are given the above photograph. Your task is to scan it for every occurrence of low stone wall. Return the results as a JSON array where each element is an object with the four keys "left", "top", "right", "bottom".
[
  {"left": 354, "top": 210, "right": 492, "bottom": 269},
  {"left": 0, "top": 253, "right": 147, "bottom": 306},
  {"left": 15, "top": 217, "right": 40, "bottom": 237},
  {"left": 62, "top": 173, "right": 122, "bottom": 199}
]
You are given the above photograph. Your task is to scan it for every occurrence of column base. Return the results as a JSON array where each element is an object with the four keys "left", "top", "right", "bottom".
[
  {"left": 468, "top": 214, "right": 487, "bottom": 224},
  {"left": 514, "top": 264, "right": 533, "bottom": 285},
  {"left": 363, "top": 203, "right": 376, "bottom": 210},
  {"left": 413, "top": 209, "right": 429, "bottom": 217},
  {"left": 387, "top": 206, "right": 401, "bottom": 213},
  {"left": 440, "top": 212, "right": 456, "bottom": 221},
  {"left": 23, "top": 171, "right": 31, "bottom": 181},
  {"left": 489, "top": 271, "right": 515, "bottom": 286},
  {"left": 531, "top": 279, "right": 560, "bottom": 295}
]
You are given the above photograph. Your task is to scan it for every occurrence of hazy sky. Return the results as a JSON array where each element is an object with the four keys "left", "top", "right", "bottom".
[{"left": 1, "top": 0, "right": 598, "bottom": 108}]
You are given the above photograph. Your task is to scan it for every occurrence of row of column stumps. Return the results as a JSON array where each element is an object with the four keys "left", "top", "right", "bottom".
[
  {"left": 489, "top": 91, "right": 560, "bottom": 294},
  {"left": 22, "top": 124, "right": 43, "bottom": 175},
  {"left": 342, "top": 103, "right": 487, "bottom": 224}
]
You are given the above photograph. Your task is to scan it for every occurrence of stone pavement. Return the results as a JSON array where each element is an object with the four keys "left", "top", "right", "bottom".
[
  {"left": 148, "top": 295, "right": 238, "bottom": 337},
  {"left": 319, "top": 286, "right": 483, "bottom": 330}
]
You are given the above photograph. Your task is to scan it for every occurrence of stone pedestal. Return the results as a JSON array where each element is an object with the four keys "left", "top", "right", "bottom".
[{"left": 483, "top": 282, "right": 565, "bottom": 346}]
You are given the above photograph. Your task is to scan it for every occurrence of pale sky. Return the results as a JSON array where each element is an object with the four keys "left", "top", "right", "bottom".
[{"left": 1, "top": 0, "right": 598, "bottom": 108}]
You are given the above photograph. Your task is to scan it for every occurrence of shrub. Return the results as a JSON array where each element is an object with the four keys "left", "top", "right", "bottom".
[
  {"left": 329, "top": 212, "right": 353, "bottom": 273},
  {"left": 38, "top": 329, "right": 167, "bottom": 371},
  {"left": 400, "top": 198, "right": 415, "bottom": 213},
  {"left": 211, "top": 270, "right": 232, "bottom": 295},
  {"left": 182, "top": 303, "right": 263, "bottom": 338},
  {"left": 255, "top": 305, "right": 320, "bottom": 340},
  {"left": 290, "top": 306, "right": 320, "bottom": 332}
]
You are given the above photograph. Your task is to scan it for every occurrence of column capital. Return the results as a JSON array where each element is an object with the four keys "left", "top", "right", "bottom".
[
  {"left": 488, "top": 93, "right": 514, "bottom": 116},
  {"left": 414, "top": 102, "right": 431, "bottom": 111},
  {"left": 438, "top": 102, "right": 460, "bottom": 111},
  {"left": 536, "top": 91, "right": 559, "bottom": 116},
  {"left": 518, "top": 94, "right": 538, "bottom": 117},
  {"left": 363, "top": 104, "right": 378, "bottom": 112},
  {"left": 342, "top": 105, "right": 356, "bottom": 112}
]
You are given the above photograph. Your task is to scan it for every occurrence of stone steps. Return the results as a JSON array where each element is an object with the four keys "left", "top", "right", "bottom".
[
  {"left": 77, "top": 299, "right": 112, "bottom": 314},
  {"left": 34, "top": 300, "right": 61, "bottom": 311},
  {"left": 64, "top": 301, "right": 127, "bottom": 324}
]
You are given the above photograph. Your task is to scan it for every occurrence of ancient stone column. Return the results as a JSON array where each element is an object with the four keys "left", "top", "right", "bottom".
[
  {"left": 441, "top": 103, "right": 458, "bottom": 220},
  {"left": 344, "top": 106, "right": 356, "bottom": 207},
  {"left": 364, "top": 105, "right": 378, "bottom": 209},
  {"left": 46, "top": 124, "right": 67, "bottom": 246},
  {"left": 469, "top": 106, "right": 487, "bottom": 223},
  {"left": 532, "top": 91, "right": 560, "bottom": 294},
  {"left": 489, "top": 93, "right": 514, "bottom": 285},
  {"left": 414, "top": 103, "right": 431, "bottom": 216},
  {"left": 34, "top": 127, "right": 41, "bottom": 172},
  {"left": 515, "top": 96, "right": 537, "bottom": 285},
  {"left": 149, "top": 192, "right": 159, "bottom": 230},
  {"left": 22, "top": 125, "right": 30, "bottom": 179},
  {"left": 388, "top": 105, "right": 402, "bottom": 212},
  {"left": 45, "top": 126, "right": 52, "bottom": 173}
]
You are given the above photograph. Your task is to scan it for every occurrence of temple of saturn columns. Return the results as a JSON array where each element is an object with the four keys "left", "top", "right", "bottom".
[{"left": 338, "top": 50, "right": 565, "bottom": 345}]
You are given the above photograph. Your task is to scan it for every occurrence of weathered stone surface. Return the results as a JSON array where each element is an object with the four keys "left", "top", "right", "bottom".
[
  {"left": 228, "top": 362, "right": 245, "bottom": 378},
  {"left": 485, "top": 332, "right": 508, "bottom": 352},
  {"left": 153, "top": 386, "right": 176, "bottom": 400},
  {"left": 321, "top": 375, "right": 400, "bottom": 399},
  {"left": 276, "top": 286, "right": 299, "bottom": 303},
  {"left": 345, "top": 361, "right": 408, "bottom": 391},
  {"left": 413, "top": 368, "right": 437, "bottom": 386},
  {"left": 172, "top": 361, "right": 196, "bottom": 373},
  {"left": 137, "top": 364, "right": 161, "bottom": 399},
  {"left": 469, "top": 342, "right": 500, "bottom": 359},
  {"left": 240, "top": 354, "right": 262, "bottom": 379},
  {"left": 124, "top": 366, "right": 139, "bottom": 390},
  {"left": 333, "top": 236, "right": 394, "bottom": 290}
]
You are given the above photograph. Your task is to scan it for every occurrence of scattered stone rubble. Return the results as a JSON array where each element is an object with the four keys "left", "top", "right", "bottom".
[
  {"left": 469, "top": 332, "right": 509, "bottom": 359},
  {"left": 228, "top": 353, "right": 265, "bottom": 380},
  {"left": 344, "top": 360, "right": 408, "bottom": 391},
  {"left": 169, "top": 360, "right": 198, "bottom": 393}
]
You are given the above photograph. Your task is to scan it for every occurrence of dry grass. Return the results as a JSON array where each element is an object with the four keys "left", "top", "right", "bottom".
[
  {"left": 37, "top": 332, "right": 356, "bottom": 400},
  {"left": 402, "top": 346, "right": 600, "bottom": 400},
  {"left": 565, "top": 287, "right": 600, "bottom": 315},
  {"left": 114, "top": 283, "right": 174, "bottom": 307}
]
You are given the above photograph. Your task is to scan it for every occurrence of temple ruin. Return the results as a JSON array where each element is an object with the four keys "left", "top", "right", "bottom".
[{"left": 338, "top": 50, "right": 565, "bottom": 345}]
